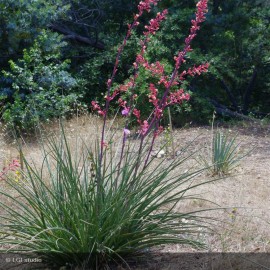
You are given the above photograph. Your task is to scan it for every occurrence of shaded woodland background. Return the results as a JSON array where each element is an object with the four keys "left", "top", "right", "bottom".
[{"left": 0, "top": 0, "right": 269, "bottom": 131}]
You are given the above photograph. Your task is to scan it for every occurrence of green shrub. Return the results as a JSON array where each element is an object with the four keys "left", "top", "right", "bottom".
[
  {"left": 1, "top": 30, "right": 79, "bottom": 132},
  {"left": 170, "top": 93, "right": 214, "bottom": 127}
]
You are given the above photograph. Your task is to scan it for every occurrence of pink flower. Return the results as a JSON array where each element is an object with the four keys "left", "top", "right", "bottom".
[
  {"left": 11, "top": 159, "right": 20, "bottom": 168},
  {"left": 148, "top": 83, "right": 159, "bottom": 107},
  {"left": 0, "top": 159, "right": 20, "bottom": 181},
  {"left": 98, "top": 110, "right": 105, "bottom": 116},
  {"left": 138, "top": 0, "right": 159, "bottom": 14},
  {"left": 124, "top": 128, "right": 131, "bottom": 135},
  {"left": 168, "top": 89, "right": 190, "bottom": 105},
  {"left": 133, "top": 109, "right": 141, "bottom": 124},
  {"left": 105, "top": 90, "right": 119, "bottom": 101},
  {"left": 101, "top": 141, "right": 108, "bottom": 148},
  {"left": 150, "top": 61, "right": 165, "bottom": 76},
  {"left": 140, "top": 120, "right": 149, "bottom": 136},
  {"left": 154, "top": 125, "right": 164, "bottom": 138},
  {"left": 154, "top": 107, "right": 163, "bottom": 118},
  {"left": 91, "top": 101, "right": 105, "bottom": 116},
  {"left": 121, "top": 107, "right": 130, "bottom": 116},
  {"left": 91, "top": 101, "right": 100, "bottom": 110},
  {"left": 173, "top": 0, "right": 208, "bottom": 72},
  {"left": 107, "top": 79, "right": 112, "bottom": 88},
  {"left": 144, "top": 9, "right": 168, "bottom": 36},
  {"left": 179, "top": 63, "right": 209, "bottom": 81},
  {"left": 118, "top": 98, "right": 127, "bottom": 107}
]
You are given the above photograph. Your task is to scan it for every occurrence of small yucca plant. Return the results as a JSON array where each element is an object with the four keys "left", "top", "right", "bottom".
[
  {"left": 211, "top": 130, "right": 241, "bottom": 175},
  {"left": 200, "top": 129, "right": 245, "bottom": 176}
]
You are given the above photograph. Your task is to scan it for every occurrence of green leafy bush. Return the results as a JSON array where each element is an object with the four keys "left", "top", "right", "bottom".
[
  {"left": 170, "top": 92, "right": 214, "bottom": 127},
  {"left": 2, "top": 31, "right": 79, "bottom": 132},
  {"left": 0, "top": 0, "right": 69, "bottom": 63}
]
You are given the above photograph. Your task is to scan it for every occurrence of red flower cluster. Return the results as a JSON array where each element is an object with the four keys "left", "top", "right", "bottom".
[
  {"left": 179, "top": 63, "right": 210, "bottom": 81},
  {"left": 186, "top": 0, "right": 208, "bottom": 44},
  {"left": 132, "top": 109, "right": 150, "bottom": 136},
  {"left": 91, "top": 101, "right": 105, "bottom": 116},
  {"left": 134, "top": 9, "right": 168, "bottom": 71},
  {"left": 92, "top": 1, "right": 164, "bottom": 126},
  {"left": 154, "top": 125, "right": 164, "bottom": 138},
  {"left": 133, "top": 108, "right": 141, "bottom": 122},
  {"left": 141, "top": 120, "right": 149, "bottom": 136},
  {"left": 148, "top": 83, "right": 159, "bottom": 107},
  {"left": 0, "top": 159, "right": 20, "bottom": 180},
  {"left": 92, "top": 0, "right": 209, "bottom": 147},
  {"left": 133, "top": 0, "right": 208, "bottom": 137},
  {"left": 138, "top": 0, "right": 159, "bottom": 14},
  {"left": 196, "top": 0, "right": 208, "bottom": 23},
  {"left": 175, "top": 0, "right": 208, "bottom": 70},
  {"left": 168, "top": 89, "right": 190, "bottom": 106},
  {"left": 144, "top": 10, "right": 168, "bottom": 36}
]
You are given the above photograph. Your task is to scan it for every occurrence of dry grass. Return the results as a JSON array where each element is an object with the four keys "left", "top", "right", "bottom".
[{"left": 1, "top": 115, "right": 270, "bottom": 269}]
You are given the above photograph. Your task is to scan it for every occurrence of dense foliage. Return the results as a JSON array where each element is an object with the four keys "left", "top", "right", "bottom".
[
  {"left": 1, "top": 31, "right": 79, "bottom": 131},
  {"left": 0, "top": 0, "right": 269, "bottom": 130}
]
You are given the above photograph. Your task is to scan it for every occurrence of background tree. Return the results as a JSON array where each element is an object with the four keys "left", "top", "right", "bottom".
[
  {"left": 0, "top": 0, "right": 269, "bottom": 129},
  {"left": 1, "top": 31, "right": 79, "bottom": 131}
]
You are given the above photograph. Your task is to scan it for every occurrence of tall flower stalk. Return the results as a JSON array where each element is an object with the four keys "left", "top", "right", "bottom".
[
  {"left": 92, "top": 0, "right": 161, "bottom": 191},
  {"left": 96, "top": 0, "right": 160, "bottom": 154},
  {"left": 92, "top": 0, "right": 210, "bottom": 176}
]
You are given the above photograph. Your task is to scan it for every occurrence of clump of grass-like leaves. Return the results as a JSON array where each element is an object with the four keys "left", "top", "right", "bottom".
[
  {"left": 201, "top": 129, "right": 245, "bottom": 176},
  {"left": 0, "top": 131, "right": 213, "bottom": 269}
]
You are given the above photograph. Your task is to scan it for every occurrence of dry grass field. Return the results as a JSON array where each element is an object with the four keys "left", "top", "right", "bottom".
[{"left": 0, "top": 115, "right": 269, "bottom": 269}]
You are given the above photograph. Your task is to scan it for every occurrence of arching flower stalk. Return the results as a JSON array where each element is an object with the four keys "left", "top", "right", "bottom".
[{"left": 92, "top": 0, "right": 209, "bottom": 186}]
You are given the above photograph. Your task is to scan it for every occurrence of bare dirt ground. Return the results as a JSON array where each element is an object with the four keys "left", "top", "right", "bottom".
[{"left": 0, "top": 116, "right": 270, "bottom": 269}]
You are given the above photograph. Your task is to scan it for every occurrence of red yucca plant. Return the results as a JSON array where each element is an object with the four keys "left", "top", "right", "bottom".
[
  {"left": 0, "top": 1, "right": 214, "bottom": 269},
  {"left": 0, "top": 159, "right": 20, "bottom": 180},
  {"left": 92, "top": 0, "right": 209, "bottom": 183}
]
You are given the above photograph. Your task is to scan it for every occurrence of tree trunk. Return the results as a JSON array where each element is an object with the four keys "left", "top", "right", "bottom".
[
  {"left": 49, "top": 24, "right": 105, "bottom": 50},
  {"left": 209, "top": 99, "right": 255, "bottom": 121},
  {"left": 243, "top": 67, "right": 257, "bottom": 115},
  {"left": 220, "top": 79, "right": 239, "bottom": 111}
]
